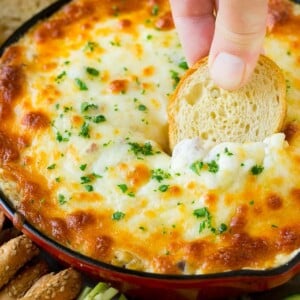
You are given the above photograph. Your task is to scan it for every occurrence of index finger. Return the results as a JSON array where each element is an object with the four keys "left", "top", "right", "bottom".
[{"left": 170, "top": 0, "right": 215, "bottom": 65}]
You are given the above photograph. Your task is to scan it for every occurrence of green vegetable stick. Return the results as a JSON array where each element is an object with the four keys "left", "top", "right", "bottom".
[{"left": 84, "top": 282, "right": 109, "bottom": 300}]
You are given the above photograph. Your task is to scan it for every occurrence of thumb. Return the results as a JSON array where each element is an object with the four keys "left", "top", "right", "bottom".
[{"left": 209, "top": 0, "right": 268, "bottom": 90}]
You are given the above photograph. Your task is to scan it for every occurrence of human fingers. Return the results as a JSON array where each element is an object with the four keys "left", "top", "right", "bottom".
[
  {"left": 170, "top": 0, "right": 215, "bottom": 65},
  {"left": 209, "top": 0, "right": 268, "bottom": 90}
]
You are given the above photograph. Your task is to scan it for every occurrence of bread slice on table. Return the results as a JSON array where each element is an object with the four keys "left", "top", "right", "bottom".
[{"left": 168, "top": 55, "right": 287, "bottom": 151}]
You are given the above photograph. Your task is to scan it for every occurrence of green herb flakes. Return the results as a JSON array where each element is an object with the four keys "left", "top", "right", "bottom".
[
  {"left": 190, "top": 161, "right": 204, "bottom": 175},
  {"left": 128, "top": 142, "right": 157, "bottom": 157},
  {"left": 170, "top": 70, "right": 180, "bottom": 88},
  {"left": 84, "top": 41, "right": 98, "bottom": 52},
  {"left": 178, "top": 60, "right": 188, "bottom": 70},
  {"left": 251, "top": 165, "right": 264, "bottom": 175},
  {"left": 207, "top": 160, "right": 219, "bottom": 173},
  {"left": 75, "top": 78, "right": 88, "bottom": 91},
  {"left": 112, "top": 211, "right": 125, "bottom": 221},
  {"left": 158, "top": 185, "right": 169, "bottom": 192},
  {"left": 151, "top": 168, "right": 171, "bottom": 182},
  {"left": 81, "top": 102, "right": 98, "bottom": 113},
  {"left": 79, "top": 122, "right": 90, "bottom": 138},
  {"left": 86, "top": 67, "right": 100, "bottom": 76},
  {"left": 58, "top": 194, "right": 67, "bottom": 205},
  {"left": 80, "top": 164, "right": 87, "bottom": 171},
  {"left": 80, "top": 176, "right": 92, "bottom": 184},
  {"left": 224, "top": 147, "right": 233, "bottom": 156},
  {"left": 118, "top": 184, "right": 128, "bottom": 193},
  {"left": 151, "top": 4, "right": 159, "bottom": 16},
  {"left": 47, "top": 164, "right": 56, "bottom": 170},
  {"left": 84, "top": 185, "right": 94, "bottom": 192},
  {"left": 55, "top": 71, "right": 66, "bottom": 83}
]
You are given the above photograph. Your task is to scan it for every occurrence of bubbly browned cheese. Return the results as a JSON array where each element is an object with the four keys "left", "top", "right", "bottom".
[{"left": 0, "top": 0, "right": 299, "bottom": 275}]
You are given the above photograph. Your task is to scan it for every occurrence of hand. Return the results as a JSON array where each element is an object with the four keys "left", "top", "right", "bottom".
[{"left": 170, "top": 0, "right": 268, "bottom": 90}]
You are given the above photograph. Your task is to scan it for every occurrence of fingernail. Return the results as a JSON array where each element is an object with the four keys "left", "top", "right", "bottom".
[{"left": 210, "top": 52, "right": 245, "bottom": 90}]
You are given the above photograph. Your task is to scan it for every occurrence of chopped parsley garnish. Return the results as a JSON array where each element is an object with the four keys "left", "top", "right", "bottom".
[
  {"left": 47, "top": 164, "right": 56, "bottom": 170},
  {"left": 193, "top": 207, "right": 227, "bottom": 235},
  {"left": 138, "top": 104, "right": 147, "bottom": 111},
  {"left": 110, "top": 40, "right": 121, "bottom": 47},
  {"left": 55, "top": 177, "right": 61, "bottom": 183},
  {"left": 63, "top": 106, "right": 73, "bottom": 113},
  {"left": 170, "top": 70, "right": 180, "bottom": 88},
  {"left": 112, "top": 211, "right": 125, "bottom": 221},
  {"left": 224, "top": 147, "right": 233, "bottom": 156},
  {"left": 56, "top": 131, "right": 71, "bottom": 142},
  {"left": 79, "top": 122, "right": 90, "bottom": 138},
  {"left": 251, "top": 165, "right": 264, "bottom": 175},
  {"left": 84, "top": 114, "right": 106, "bottom": 123},
  {"left": 249, "top": 200, "right": 255, "bottom": 205},
  {"left": 128, "top": 142, "right": 158, "bottom": 157},
  {"left": 151, "top": 168, "right": 171, "bottom": 182},
  {"left": 75, "top": 78, "right": 88, "bottom": 91},
  {"left": 178, "top": 60, "right": 188, "bottom": 70},
  {"left": 193, "top": 207, "right": 209, "bottom": 218},
  {"left": 92, "top": 115, "right": 106, "bottom": 123},
  {"left": 158, "top": 185, "right": 169, "bottom": 192},
  {"left": 117, "top": 184, "right": 128, "bottom": 193},
  {"left": 58, "top": 194, "right": 67, "bottom": 205},
  {"left": 55, "top": 71, "right": 67, "bottom": 83},
  {"left": 86, "top": 67, "right": 100, "bottom": 76},
  {"left": 84, "top": 41, "right": 98, "bottom": 52},
  {"left": 80, "top": 164, "right": 87, "bottom": 171},
  {"left": 146, "top": 34, "right": 153, "bottom": 40},
  {"left": 80, "top": 176, "right": 92, "bottom": 184},
  {"left": 218, "top": 223, "right": 228, "bottom": 233},
  {"left": 81, "top": 102, "right": 98, "bottom": 113},
  {"left": 190, "top": 161, "right": 204, "bottom": 175},
  {"left": 151, "top": 4, "right": 159, "bottom": 16},
  {"left": 207, "top": 160, "right": 219, "bottom": 173},
  {"left": 84, "top": 185, "right": 94, "bottom": 192}
]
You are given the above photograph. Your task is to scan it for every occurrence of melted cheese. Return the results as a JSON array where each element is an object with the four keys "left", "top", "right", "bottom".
[{"left": 0, "top": 0, "right": 300, "bottom": 275}]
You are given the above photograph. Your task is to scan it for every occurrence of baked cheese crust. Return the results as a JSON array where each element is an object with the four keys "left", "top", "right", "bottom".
[{"left": 0, "top": 0, "right": 300, "bottom": 275}]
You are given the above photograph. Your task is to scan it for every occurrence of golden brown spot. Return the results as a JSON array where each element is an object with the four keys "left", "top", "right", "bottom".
[
  {"left": 230, "top": 205, "right": 248, "bottom": 232},
  {"left": 153, "top": 256, "right": 180, "bottom": 274},
  {"left": 155, "top": 11, "right": 174, "bottom": 30},
  {"left": 184, "top": 241, "right": 209, "bottom": 260},
  {"left": 206, "top": 233, "right": 270, "bottom": 271},
  {"left": 284, "top": 122, "right": 300, "bottom": 143},
  {"left": 0, "top": 131, "right": 20, "bottom": 164},
  {"left": 66, "top": 211, "right": 96, "bottom": 231},
  {"left": 42, "top": 62, "right": 58, "bottom": 71},
  {"left": 119, "top": 19, "right": 132, "bottom": 29},
  {"left": 127, "top": 164, "right": 150, "bottom": 189},
  {"left": 1, "top": 46, "right": 23, "bottom": 64},
  {"left": 143, "top": 66, "right": 155, "bottom": 77},
  {"left": 168, "top": 185, "right": 182, "bottom": 197},
  {"left": 0, "top": 65, "right": 23, "bottom": 119},
  {"left": 49, "top": 218, "right": 68, "bottom": 242},
  {"left": 186, "top": 181, "right": 197, "bottom": 190},
  {"left": 277, "top": 227, "right": 300, "bottom": 251},
  {"left": 266, "top": 193, "right": 282, "bottom": 210},
  {"left": 267, "top": 0, "right": 292, "bottom": 31},
  {"left": 94, "top": 235, "right": 113, "bottom": 259},
  {"left": 290, "top": 188, "right": 300, "bottom": 203},
  {"left": 21, "top": 112, "right": 50, "bottom": 129},
  {"left": 109, "top": 79, "right": 128, "bottom": 94}
]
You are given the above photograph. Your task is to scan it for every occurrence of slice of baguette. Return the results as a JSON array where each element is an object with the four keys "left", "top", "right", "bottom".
[{"left": 168, "top": 55, "right": 286, "bottom": 151}]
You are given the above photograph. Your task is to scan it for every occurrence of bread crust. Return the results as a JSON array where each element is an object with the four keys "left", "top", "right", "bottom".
[
  {"left": 0, "top": 259, "right": 48, "bottom": 299},
  {"left": 19, "top": 268, "right": 82, "bottom": 300},
  {"left": 0, "top": 235, "right": 39, "bottom": 289},
  {"left": 168, "top": 55, "right": 287, "bottom": 150}
]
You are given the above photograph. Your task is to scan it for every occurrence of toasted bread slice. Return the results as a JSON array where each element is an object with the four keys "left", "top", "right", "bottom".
[{"left": 168, "top": 55, "right": 286, "bottom": 151}]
